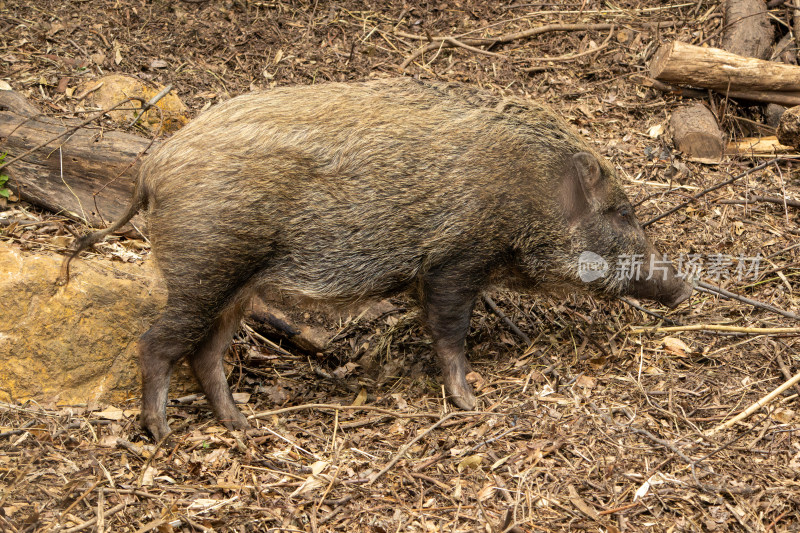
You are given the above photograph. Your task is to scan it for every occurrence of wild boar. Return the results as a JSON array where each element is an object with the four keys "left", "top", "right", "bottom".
[{"left": 61, "top": 78, "right": 691, "bottom": 440}]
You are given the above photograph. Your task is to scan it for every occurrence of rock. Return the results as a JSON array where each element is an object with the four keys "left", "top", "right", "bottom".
[
  {"left": 0, "top": 241, "right": 197, "bottom": 405},
  {"left": 77, "top": 74, "right": 188, "bottom": 134},
  {"left": 0, "top": 239, "right": 399, "bottom": 405},
  {"left": 777, "top": 105, "right": 800, "bottom": 148},
  {"left": 766, "top": 103, "right": 786, "bottom": 129}
]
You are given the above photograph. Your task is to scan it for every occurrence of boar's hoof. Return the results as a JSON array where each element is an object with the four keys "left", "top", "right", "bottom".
[
  {"left": 443, "top": 374, "right": 477, "bottom": 410},
  {"left": 141, "top": 413, "right": 171, "bottom": 442},
  {"left": 450, "top": 391, "right": 477, "bottom": 410},
  {"left": 220, "top": 412, "right": 252, "bottom": 432}
]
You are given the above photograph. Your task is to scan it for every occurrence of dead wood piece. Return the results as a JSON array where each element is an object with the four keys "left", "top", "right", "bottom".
[
  {"left": 722, "top": 0, "right": 773, "bottom": 60},
  {"left": 795, "top": 0, "right": 800, "bottom": 60},
  {"left": 726, "top": 136, "right": 797, "bottom": 156},
  {"left": 670, "top": 104, "right": 724, "bottom": 164},
  {"left": 0, "top": 89, "right": 157, "bottom": 229},
  {"left": 650, "top": 41, "right": 800, "bottom": 96},
  {"left": 249, "top": 297, "right": 333, "bottom": 354},
  {"left": 777, "top": 105, "right": 800, "bottom": 147},
  {"left": 636, "top": 75, "right": 708, "bottom": 99}
]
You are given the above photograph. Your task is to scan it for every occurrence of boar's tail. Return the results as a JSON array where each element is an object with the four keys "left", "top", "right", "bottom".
[{"left": 57, "top": 183, "right": 148, "bottom": 286}]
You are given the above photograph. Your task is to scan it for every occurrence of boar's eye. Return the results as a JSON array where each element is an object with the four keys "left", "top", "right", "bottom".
[{"left": 618, "top": 206, "right": 631, "bottom": 219}]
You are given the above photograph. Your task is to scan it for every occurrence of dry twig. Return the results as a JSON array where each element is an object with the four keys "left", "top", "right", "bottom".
[{"left": 706, "top": 370, "right": 800, "bottom": 435}]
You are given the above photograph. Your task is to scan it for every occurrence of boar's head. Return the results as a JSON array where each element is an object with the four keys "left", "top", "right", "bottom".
[{"left": 555, "top": 151, "right": 692, "bottom": 308}]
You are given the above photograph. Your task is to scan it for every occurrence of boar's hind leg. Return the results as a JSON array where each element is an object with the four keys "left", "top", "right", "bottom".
[
  {"left": 138, "top": 305, "right": 190, "bottom": 441},
  {"left": 139, "top": 295, "right": 250, "bottom": 440},
  {"left": 186, "top": 299, "right": 251, "bottom": 433},
  {"left": 420, "top": 270, "right": 480, "bottom": 410}
]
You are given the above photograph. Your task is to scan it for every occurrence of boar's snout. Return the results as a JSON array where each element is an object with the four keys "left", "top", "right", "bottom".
[
  {"left": 627, "top": 254, "right": 692, "bottom": 308},
  {"left": 659, "top": 279, "right": 692, "bottom": 308}
]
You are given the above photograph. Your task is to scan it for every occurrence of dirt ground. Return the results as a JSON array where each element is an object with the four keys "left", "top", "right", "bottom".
[{"left": 2, "top": 0, "right": 800, "bottom": 531}]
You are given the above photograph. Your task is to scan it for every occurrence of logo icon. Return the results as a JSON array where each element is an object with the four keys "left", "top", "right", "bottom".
[{"left": 578, "top": 251, "right": 608, "bottom": 282}]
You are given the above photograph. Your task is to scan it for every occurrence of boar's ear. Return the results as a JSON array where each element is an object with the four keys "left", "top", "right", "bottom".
[
  {"left": 561, "top": 152, "right": 606, "bottom": 223},
  {"left": 572, "top": 152, "right": 603, "bottom": 192}
]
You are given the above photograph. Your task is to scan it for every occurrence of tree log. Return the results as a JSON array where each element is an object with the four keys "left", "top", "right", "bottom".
[
  {"left": 0, "top": 89, "right": 157, "bottom": 229},
  {"left": 650, "top": 41, "right": 800, "bottom": 96},
  {"left": 670, "top": 104, "right": 725, "bottom": 164},
  {"left": 722, "top": 0, "right": 773, "bottom": 60},
  {"left": 777, "top": 105, "right": 800, "bottom": 147}
]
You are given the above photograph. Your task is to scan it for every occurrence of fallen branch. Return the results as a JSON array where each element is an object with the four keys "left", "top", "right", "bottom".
[
  {"left": 635, "top": 75, "right": 708, "bottom": 99},
  {"left": 630, "top": 324, "right": 800, "bottom": 335},
  {"left": 522, "top": 25, "right": 614, "bottom": 67},
  {"left": 696, "top": 281, "right": 799, "bottom": 320},
  {"left": 482, "top": 294, "right": 531, "bottom": 345},
  {"left": 651, "top": 40, "right": 800, "bottom": 93},
  {"left": 251, "top": 403, "right": 439, "bottom": 420},
  {"left": 643, "top": 157, "right": 787, "bottom": 227},
  {"left": 128, "top": 83, "right": 173, "bottom": 128},
  {"left": 726, "top": 137, "right": 797, "bottom": 156},
  {"left": 706, "top": 370, "right": 800, "bottom": 435},
  {"left": 399, "top": 22, "right": 615, "bottom": 69},
  {"left": 0, "top": 90, "right": 158, "bottom": 228},
  {"left": 441, "top": 37, "right": 508, "bottom": 60},
  {"left": 716, "top": 194, "right": 800, "bottom": 208},
  {"left": 0, "top": 95, "right": 141, "bottom": 173}
]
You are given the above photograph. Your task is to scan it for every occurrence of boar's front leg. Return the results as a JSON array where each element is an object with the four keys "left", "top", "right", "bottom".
[{"left": 420, "top": 268, "right": 481, "bottom": 410}]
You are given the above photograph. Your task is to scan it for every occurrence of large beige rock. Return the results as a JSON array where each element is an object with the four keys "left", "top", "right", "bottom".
[
  {"left": 77, "top": 74, "right": 188, "bottom": 134},
  {"left": 0, "top": 241, "right": 172, "bottom": 405}
]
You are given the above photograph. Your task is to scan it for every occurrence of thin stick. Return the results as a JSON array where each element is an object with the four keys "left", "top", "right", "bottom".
[
  {"left": 706, "top": 370, "right": 800, "bottom": 435},
  {"left": 716, "top": 195, "right": 800, "bottom": 209},
  {"left": 367, "top": 411, "right": 499, "bottom": 485},
  {"left": 630, "top": 324, "right": 800, "bottom": 335},
  {"left": 482, "top": 294, "right": 531, "bottom": 345},
  {"left": 60, "top": 502, "right": 127, "bottom": 533},
  {"left": 618, "top": 297, "right": 680, "bottom": 325},
  {"left": 128, "top": 84, "right": 173, "bottom": 128},
  {"left": 251, "top": 403, "right": 439, "bottom": 420},
  {"left": 442, "top": 37, "right": 508, "bottom": 59},
  {"left": 400, "top": 23, "right": 615, "bottom": 69},
  {"left": 696, "top": 281, "right": 799, "bottom": 320},
  {"left": 643, "top": 157, "right": 787, "bottom": 227},
  {"left": 522, "top": 25, "right": 614, "bottom": 67},
  {"left": 588, "top": 402, "right": 695, "bottom": 464}
]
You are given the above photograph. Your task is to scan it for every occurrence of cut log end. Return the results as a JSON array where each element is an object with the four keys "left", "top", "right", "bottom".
[
  {"left": 648, "top": 41, "right": 675, "bottom": 82},
  {"left": 670, "top": 104, "right": 724, "bottom": 164}
]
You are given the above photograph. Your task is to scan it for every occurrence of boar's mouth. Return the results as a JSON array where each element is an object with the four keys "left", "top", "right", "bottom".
[{"left": 627, "top": 273, "right": 693, "bottom": 309}]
